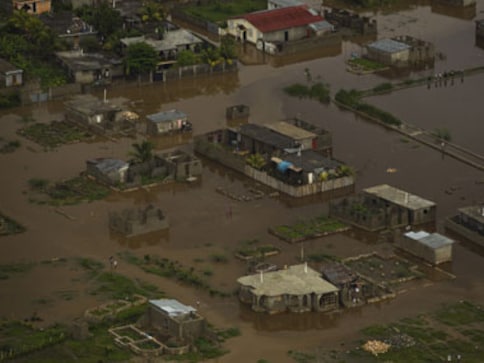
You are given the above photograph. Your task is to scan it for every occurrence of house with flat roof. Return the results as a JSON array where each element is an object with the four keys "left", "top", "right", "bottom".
[
  {"left": 330, "top": 184, "right": 436, "bottom": 232},
  {"left": 86, "top": 158, "right": 129, "bottom": 185},
  {"left": 108, "top": 204, "right": 169, "bottom": 238},
  {"left": 366, "top": 36, "right": 434, "bottom": 67},
  {"left": 238, "top": 263, "right": 339, "bottom": 314},
  {"left": 0, "top": 59, "right": 23, "bottom": 88},
  {"left": 56, "top": 50, "right": 123, "bottom": 85},
  {"left": 10, "top": 0, "right": 51, "bottom": 14},
  {"left": 120, "top": 30, "right": 204, "bottom": 67},
  {"left": 141, "top": 299, "right": 206, "bottom": 345},
  {"left": 397, "top": 231, "right": 454, "bottom": 265},
  {"left": 40, "top": 12, "right": 97, "bottom": 49}
]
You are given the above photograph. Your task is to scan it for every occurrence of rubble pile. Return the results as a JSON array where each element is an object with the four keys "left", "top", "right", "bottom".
[{"left": 362, "top": 340, "right": 391, "bottom": 356}]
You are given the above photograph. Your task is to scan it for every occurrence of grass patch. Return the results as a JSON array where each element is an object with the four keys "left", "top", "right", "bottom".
[
  {"left": 91, "top": 272, "right": 162, "bottom": 300},
  {"left": 0, "top": 213, "right": 26, "bottom": 235},
  {"left": 29, "top": 176, "right": 110, "bottom": 206},
  {"left": 181, "top": 0, "right": 266, "bottom": 23},
  {"left": 0, "top": 138, "right": 20, "bottom": 153},
  {"left": 434, "top": 300, "right": 484, "bottom": 326},
  {"left": 17, "top": 121, "right": 95, "bottom": 148},
  {"left": 0, "top": 262, "right": 35, "bottom": 280},
  {"left": 347, "top": 57, "right": 387, "bottom": 72},
  {"left": 284, "top": 82, "right": 330, "bottom": 103},
  {"left": 271, "top": 215, "right": 348, "bottom": 242}
]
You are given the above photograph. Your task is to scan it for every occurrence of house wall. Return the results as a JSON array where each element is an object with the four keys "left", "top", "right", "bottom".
[
  {"left": 73, "top": 70, "right": 96, "bottom": 85},
  {"left": 226, "top": 19, "right": 262, "bottom": 45},
  {"left": 148, "top": 307, "right": 205, "bottom": 343},
  {"left": 366, "top": 48, "right": 409, "bottom": 66},
  {"left": 410, "top": 206, "right": 436, "bottom": 226},
  {"left": 397, "top": 236, "right": 452, "bottom": 264},
  {"left": 13, "top": 0, "right": 51, "bottom": 14},
  {"left": 3, "top": 72, "right": 23, "bottom": 87},
  {"left": 263, "top": 26, "right": 309, "bottom": 43},
  {"left": 444, "top": 217, "right": 484, "bottom": 248}
]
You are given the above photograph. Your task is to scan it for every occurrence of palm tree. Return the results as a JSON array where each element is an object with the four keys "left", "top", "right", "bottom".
[{"left": 130, "top": 141, "right": 154, "bottom": 163}]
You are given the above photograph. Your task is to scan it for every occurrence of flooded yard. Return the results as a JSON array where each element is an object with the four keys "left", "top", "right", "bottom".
[{"left": 0, "top": 1, "right": 484, "bottom": 362}]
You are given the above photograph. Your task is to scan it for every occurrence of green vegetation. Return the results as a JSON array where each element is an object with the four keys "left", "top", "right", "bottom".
[
  {"left": 181, "top": 0, "right": 266, "bottom": 23},
  {"left": 306, "top": 252, "right": 338, "bottom": 263},
  {"left": 124, "top": 42, "right": 159, "bottom": 76},
  {"left": 347, "top": 57, "right": 387, "bottom": 72},
  {"left": 335, "top": 88, "right": 402, "bottom": 127},
  {"left": 18, "top": 121, "right": 95, "bottom": 148},
  {"left": 0, "top": 138, "right": 20, "bottom": 153},
  {"left": 271, "top": 216, "right": 348, "bottom": 242},
  {"left": 0, "top": 92, "right": 21, "bottom": 109},
  {"left": 119, "top": 252, "right": 232, "bottom": 298},
  {"left": 91, "top": 272, "right": 161, "bottom": 300},
  {"left": 129, "top": 140, "right": 154, "bottom": 163},
  {"left": 348, "top": 301, "right": 484, "bottom": 362},
  {"left": 236, "top": 243, "right": 280, "bottom": 259},
  {"left": 28, "top": 176, "right": 111, "bottom": 206},
  {"left": 432, "top": 127, "right": 452, "bottom": 142},
  {"left": 284, "top": 82, "right": 331, "bottom": 104},
  {"left": 0, "top": 213, "right": 26, "bottom": 236},
  {"left": 0, "top": 262, "right": 34, "bottom": 280},
  {"left": 373, "top": 82, "right": 394, "bottom": 93},
  {"left": 210, "top": 253, "right": 229, "bottom": 263},
  {"left": 246, "top": 153, "right": 266, "bottom": 169}
]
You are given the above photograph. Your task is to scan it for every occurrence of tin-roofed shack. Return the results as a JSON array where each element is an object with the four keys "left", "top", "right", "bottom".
[
  {"left": 146, "top": 109, "right": 192, "bottom": 135},
  {"left": 365, "top": 36, "right": 434, "bottom": 67},
  {"left": 238, "top": 263, "right": 339, "bottom": 314},
  {"left": 397, "top": 231, "right": 454, "bottom": 265},
  {"left": 0, "top": 58, "right": 23, "bottom": 88}
]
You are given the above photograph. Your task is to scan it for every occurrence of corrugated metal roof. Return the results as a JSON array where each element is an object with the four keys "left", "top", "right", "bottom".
[
  {"left": 239, "top": 5, "right": 324, "bottom": 33},
  {"left": 404, "top": 231, "right": 454, "bottom": 249},
  {"left": 89, "top": 158, "right": 128, "bottom": 173},
  {"left": 363, "top": 184, "right": 436, "bottom": 210},
  {"left": 147, "top": 109, "right": 188, "bottom": 123},
  {"left": 367, "top": 38, "right": 410, "bottom": 54},
  {"left": 120, "top": 29, "right": 203, "bottom": 52},
  {"left": 150, "top": 299, "right": 196, "bottom": 316},
  {"left": 237, "top": 263, "right": 338, "bottom": 296},
  {"left": 308, "top": 20, "right": 334, "bottom": 32},
  {"left": 239, "top": 123, "right": 295, "bottom": 150}
]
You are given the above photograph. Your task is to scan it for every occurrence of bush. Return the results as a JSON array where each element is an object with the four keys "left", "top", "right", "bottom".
[{"left": 373, "top": 82, "right": 393, "bottom": 93}]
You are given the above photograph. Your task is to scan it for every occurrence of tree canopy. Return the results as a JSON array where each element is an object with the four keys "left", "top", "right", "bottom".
[{"left": 124, "top": 42, "right": 159, "bottom": 76}]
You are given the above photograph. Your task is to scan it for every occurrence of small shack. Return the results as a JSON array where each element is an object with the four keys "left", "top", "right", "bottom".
[
  {"left": 142, "top": 299, "right": 206, "bottom": 345},
  {"left": 238, "top": 263, "right": 339, "bottom": 314},
  {"left": 0, "top": 58, "right": 23, "bottom": 88},
  {"left": 445, "top": 205, "right": 484, "bottom": 248},
  {"left": 86, "top": 158, "right": 129, "bottom": 185},
  {"left": 398, "top": 231, "right": 454, "bottom": 265},
  {"left": 146, "top": 109, "right": 192, "bottom": 135},
  {"left": 366, "top": 38, "right": 411, "bottom": 66}
]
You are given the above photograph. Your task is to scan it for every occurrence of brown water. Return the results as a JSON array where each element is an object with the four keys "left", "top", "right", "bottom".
[{"left": 1, "top": 3, "right": 484, "bottom": 362}]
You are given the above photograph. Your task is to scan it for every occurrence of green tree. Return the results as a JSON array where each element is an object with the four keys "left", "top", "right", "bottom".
[
  {"left": 176, "top": 50, "right": 199, "bottom": 67},
  {"left": 246, "top": 153, "right": 266, "bottom": 170},
  {"left": 124, "top": 42, "right": 159, "bottom": 76},
  {"left": 75, "top": 3, "right": 123, "bottom": 38},
  {"left": 140, "top": 1, "right": 165, "bottom": 23},
  {"left": 130, "top": 141, "right": 154, "bottom": 163},
  {"left": 219, "top": 35, "right": 237, "bottom": 59}
]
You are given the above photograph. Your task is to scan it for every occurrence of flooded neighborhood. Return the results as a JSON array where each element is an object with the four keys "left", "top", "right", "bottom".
[{"left": 0, "top": 0, "right": 484, "bottom": 362}]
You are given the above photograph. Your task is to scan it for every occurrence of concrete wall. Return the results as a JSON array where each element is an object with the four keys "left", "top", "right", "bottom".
[
  {"left": 397, "top": 236, "right": 452, "bottom": 264},
  {"left": 227, "top": 19, "right": 262, "bottom": 44},
  {"left": 445, "top": 217, "right": 484, "bottom": 248},
  {"left": 367, "top": 48, "right": 410, "bottom": 66},
  {"left": 276, "top": 32, "right": 342, "bottom": 55}
]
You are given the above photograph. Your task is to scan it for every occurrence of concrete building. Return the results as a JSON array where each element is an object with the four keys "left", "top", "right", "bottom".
[
  {"left": 146, "top": 109, "right": 192, "bottom": 135},
  {"left": 398, "top": 231, "right": 454, "bottom": 265},
  {"left": 140, "top": 299, "right": 206, "bottom": 345},
  {"left": 109, "top": 204, "right": 169, "bottom": 238},
  {"left": 268, "top": 0, "right": 305, "bottom": 10},
  {"left": 86, "top": 158, "right": 129, "bottom": 185},
  {"left": 56, "top": 50, "right": 123, "bottom": 85},
  {"left": 0, "top": 59, "right": 23, "bottom": 88},
  {"left": 330, "top": 184, "right": 436, "bottom": 232},
  {"left": 159, "top": 150, "right": 202, "bottom": 181},
  {"left": 238, "top": 263, "right": 339, "bottom": 314},
  {"left": 366, "top": 36, "right": 434, "bottom": 67},
  {"left": 363, "top": 184, "right": 436, "bottom": 227},
  {"left": 323, "top": 8, "right": 377, "bottom": 35},
  {"left": 120, "top": 30, "right": 204, "bottom": 68},
  {"left": 11, "top": 0, "right": 51, "bottom": 14},
  {"left": 445, "top": 205, "right": 484, "bottom": 248},
  {"left": 64, "top": 94, "right": 138, "bottom": 135}
]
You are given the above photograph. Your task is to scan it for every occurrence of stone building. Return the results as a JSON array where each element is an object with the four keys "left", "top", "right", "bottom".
[
  {"left": 330, "top": 184, "right": 436, "bottom": 232},
  {"left": 397, "top": 231, "right": 454, "bottom": 265},
  {"left": 64, "top": 94, "right": 138, "bottom": 136},
  {"left": 8, "top": 0, "right": 51, "bottom": 15},
  {"left": 366, "top": 36, "right": 434, "bottom": 67},
  {"left": 139, "top": 299, "right": 206, "bottom": 345},
  {"left": 323, "top": 8, "right": 377, "bottom": 35},
  {"left": 109, "top": 204, "right": 169, "bottom": 238},
  {"left": 226, "top": 104, "right": 250, "bottom": 126},
  {"left": 86, "top": 158, "right": 129, "bottom": 185},
  {"left": 238, "top": 263, "right": 339, "bottom": 314},
  {"left": 146, "top": 109, "right": 192, "bottom": 136}
]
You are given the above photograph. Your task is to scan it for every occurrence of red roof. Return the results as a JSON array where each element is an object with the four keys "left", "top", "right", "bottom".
[{"left": 240, "top": 5, "right": 323, "bottom": 33}]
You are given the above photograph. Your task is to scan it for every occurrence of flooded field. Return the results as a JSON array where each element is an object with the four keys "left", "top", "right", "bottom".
[{"left": 1, "top": 2, "right": 484, "bottom": 362}]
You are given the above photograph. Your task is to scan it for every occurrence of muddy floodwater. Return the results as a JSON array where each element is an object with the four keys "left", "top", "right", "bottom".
[{"left": 1, "top": 2, "right": 484, "bottom": 363}]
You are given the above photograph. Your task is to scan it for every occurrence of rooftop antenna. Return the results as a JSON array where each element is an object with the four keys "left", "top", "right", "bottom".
[
  {"left": 304, "top": 261, "right": 308, "bottom": 273},
  {"left": 260, "top": 270, "right": 264, "bottom": 283},
  {"left": 103, "top": 88, "right": 107, "bottom": 103}
]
